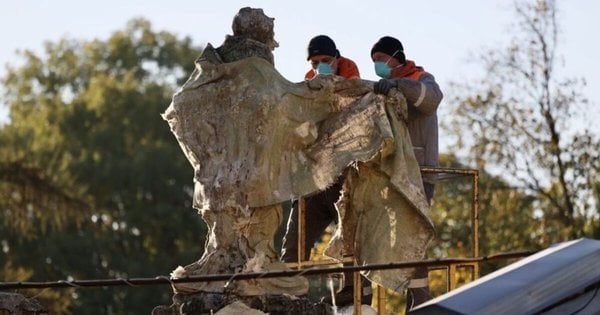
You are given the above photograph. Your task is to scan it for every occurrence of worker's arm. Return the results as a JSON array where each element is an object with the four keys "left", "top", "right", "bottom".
[
  {"left": 374, "top": 73, "right": 443, "bottom": 115},
  {"left": 396, "top": 73, "right": 443, "bottom": 115}
]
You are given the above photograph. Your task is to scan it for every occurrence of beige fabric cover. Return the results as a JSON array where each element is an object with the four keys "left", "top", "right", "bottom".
[{"left": 163, "top": 55, "right": 434, "bottom": 292}]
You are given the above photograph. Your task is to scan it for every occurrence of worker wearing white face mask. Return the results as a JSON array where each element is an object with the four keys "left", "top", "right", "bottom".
[
  {"left": 303, "top": 35, "right": 360, "bottom": 80},
  {"left": 371, "top": 35, "right": 444, "bottom": 312}
]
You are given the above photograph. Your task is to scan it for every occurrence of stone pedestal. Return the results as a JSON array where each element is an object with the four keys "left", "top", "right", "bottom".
[
  {"left": 0, "top": 292, "right": 48, "bottom": 315},
  {"left": 152, "top": 292, "right": 332, "bottom": 315}
]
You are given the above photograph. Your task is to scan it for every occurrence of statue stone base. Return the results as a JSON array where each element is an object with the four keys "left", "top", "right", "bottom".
[
  {"left": 0, "top": 292, "right": 48, "bottom": 314},
  {"left": 152, "top": 292, "right": 332, "bottom": 315}
]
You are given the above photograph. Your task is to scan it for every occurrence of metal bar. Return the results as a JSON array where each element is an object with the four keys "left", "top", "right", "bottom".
[
  {"left": 472, "top": 170, "right": 480, "bottom": 279},
  {"left": 377, "top": 285, "right": 386, "bottom": 314},
  {"left": 0, "top": 251, "right": 534, "bottom": 290},
  {"left": 288, "top": 259, "right": 481, "bottom": 270},
  {"left": 420, "top": 166, "right": 481, "bottom": 281},
  {"left": 353, "top": 260, "right": 362, "bottom": 315},
  {"left": 420, "top": 166, "right": 479, "bottom": 177},
  {"left": 449, "top": 263, "right": 458, "bottom": 290},
  {"left": 297, "top": 197, "right": 306, "bottom": 267}
]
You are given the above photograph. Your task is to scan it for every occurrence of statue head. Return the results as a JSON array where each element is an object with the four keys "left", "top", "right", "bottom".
[{"left": 232, "top": 7, "right": 279, "bottom": 51}]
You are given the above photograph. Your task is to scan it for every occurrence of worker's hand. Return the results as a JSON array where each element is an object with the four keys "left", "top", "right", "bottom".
[{"left": 374, "top": 79, "right": 397, "bottom": 95}]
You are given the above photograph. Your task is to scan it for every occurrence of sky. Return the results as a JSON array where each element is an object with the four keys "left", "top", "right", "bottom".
[{"left": 1, "top": 0, "right": 599, "bottom": 147}]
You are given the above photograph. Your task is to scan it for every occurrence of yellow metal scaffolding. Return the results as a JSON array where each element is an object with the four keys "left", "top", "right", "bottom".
[{"left": 290, "top": 167, "right": 481, "bottom": 314}]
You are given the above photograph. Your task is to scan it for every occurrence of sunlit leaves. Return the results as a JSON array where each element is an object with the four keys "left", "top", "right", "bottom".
[
  {"left": 0, "top": 18, "right": 203, "bottom": 314},
  {"left": 445, "top": 0, "right": 598, "bottom": 240}
]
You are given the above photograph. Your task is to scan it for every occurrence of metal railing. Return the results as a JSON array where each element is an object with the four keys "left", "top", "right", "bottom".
[
  {"left": 0, "top": 252, "right": 533, "bottom": 291},
  {"left": 422, "top": 166, "right": 481, "bottom": 288},
  {"left": 1, "top": 167, "right": 536, "bottom": 314},
  {"left": 291, "top": 166, "right": 483, "bottom": 314}
]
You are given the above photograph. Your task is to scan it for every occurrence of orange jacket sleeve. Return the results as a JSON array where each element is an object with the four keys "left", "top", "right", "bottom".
[
  {"left": 305, "top": 69, "right": 316, "bottom": 80},
  {"left": 337, "top": 57, "right": 360, "bottom": 79}
]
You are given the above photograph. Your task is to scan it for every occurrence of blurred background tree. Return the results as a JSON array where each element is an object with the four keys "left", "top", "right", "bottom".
[
  {"left": 445, "top": 0, "right": 599, "bottom": 243},
  {"left": 0, "top": 18, "right": 204, "bottom": 314},
  {"left": 377, "top": 0, "right": 600, "bottom": 312},
  {"left": 1, "top": 0, "right": 599, "bottom": 314},
  {"left": 420, "top": 0, "right": 600, "bottom": 310}
]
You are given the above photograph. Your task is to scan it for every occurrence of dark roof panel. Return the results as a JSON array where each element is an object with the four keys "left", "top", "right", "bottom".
[{"left": 411, "top": 238, "right": 600, "bottom": 315}]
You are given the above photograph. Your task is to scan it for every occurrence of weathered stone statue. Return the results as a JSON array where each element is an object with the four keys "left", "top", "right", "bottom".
[{"left": 155, "top": 7, "right": 434, "bottom": 314}]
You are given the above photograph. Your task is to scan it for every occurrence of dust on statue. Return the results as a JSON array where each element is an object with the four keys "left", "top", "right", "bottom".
[{"left": 154, "top": 7, "right": 434, "bottom": 315}]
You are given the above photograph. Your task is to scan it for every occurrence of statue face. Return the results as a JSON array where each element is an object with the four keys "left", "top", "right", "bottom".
[{"left": 232, "top": 7, "right": 278, "bottom": 50}]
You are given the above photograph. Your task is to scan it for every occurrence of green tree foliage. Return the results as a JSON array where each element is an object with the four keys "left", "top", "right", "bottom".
[
  {"left": 432, "top": 155, "right": 540, "bottom": 262},
  {"left": 0, "top": 18, "right": 204, "bottom": 314},
  {"left": 445, "top": 0, "right": 599, "bottom": 241},
  {"left": 415, "top": 154, "right": 540, "bottom": 304}
]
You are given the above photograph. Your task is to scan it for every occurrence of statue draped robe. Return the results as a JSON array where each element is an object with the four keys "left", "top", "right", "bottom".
[{"left": 163, "top": 53, "right": 434, "bottom": 295}]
